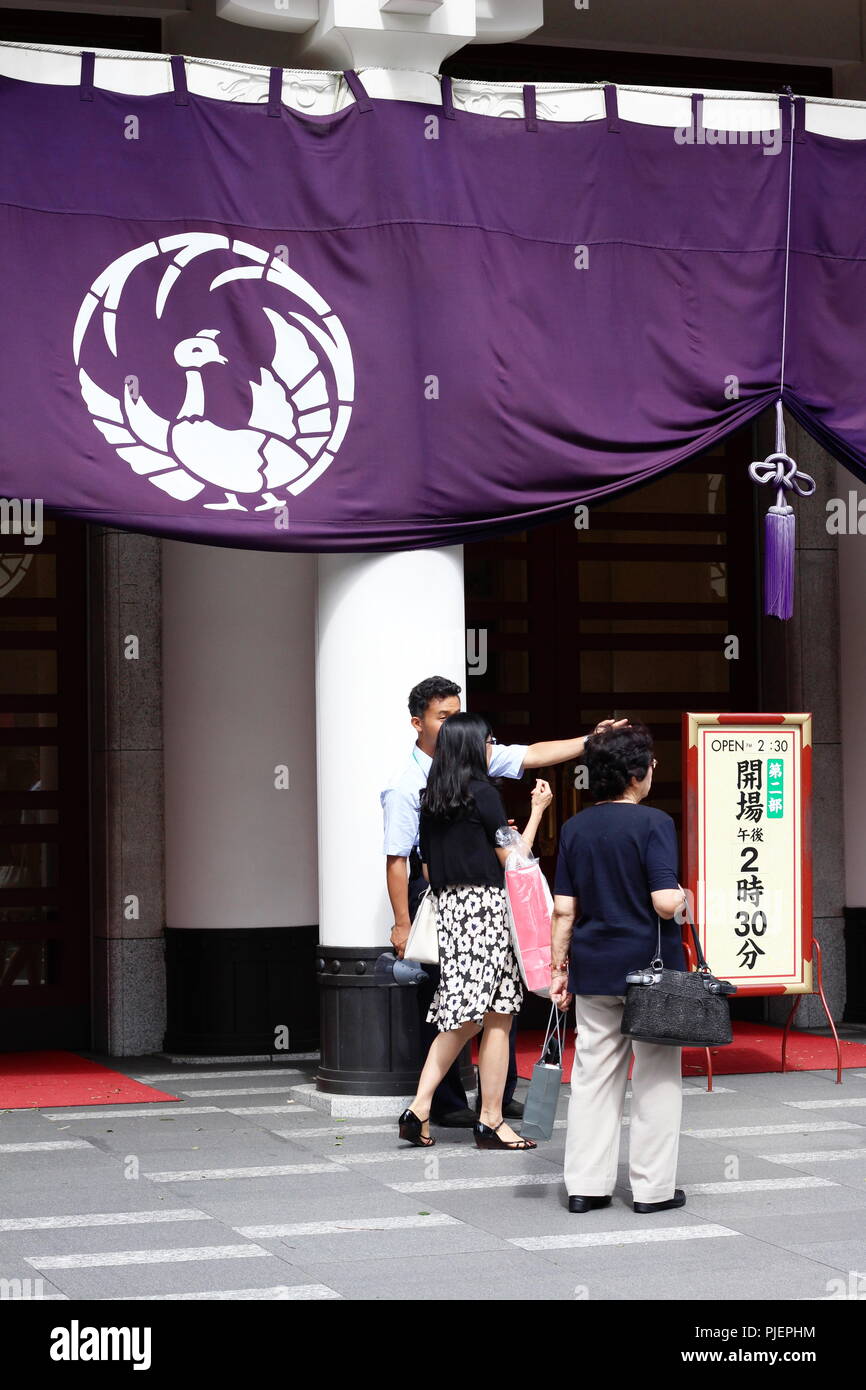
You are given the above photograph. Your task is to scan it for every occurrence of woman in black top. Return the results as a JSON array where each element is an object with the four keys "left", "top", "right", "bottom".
[
  {"left": 398, "top": 712, "right": 552, "bottom": 1151},
  {"left": 550, "top": 722, "right": 689, "bottom": 1214}
]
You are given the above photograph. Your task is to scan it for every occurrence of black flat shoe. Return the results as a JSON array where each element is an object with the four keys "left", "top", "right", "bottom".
[
  {"left": 474, "top": 1119, "right": 537, "bottom": 1151},
  {"left": 633, "top": 1188, "right": 686, "bottom": 1214},
  {"left": 431, "top": 1107, "right": 476, "bottom": 1129},
  {"left": 473, "top": 1099, "right": 525, "bottom": 1120},
  {"left": 398, "top": 1108, "right": 435, "bottom": 1147},
  {"left": 568, "top": 1195, "right": 612, "bottom": 1213}
]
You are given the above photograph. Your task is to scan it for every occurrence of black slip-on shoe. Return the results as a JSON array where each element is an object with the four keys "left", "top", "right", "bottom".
[
  {"left": 568, "top": 1195, "right": 612, "bottom": 1213},
  {"left": 473, "top": 1098, "right": 525, "bottom": 1119},
  {"left": 430, "top": 1107, "right": 477, "bottom": 1129},
  {"left": 633, "top": 1188, "right": 686, "bottom": 1214}
]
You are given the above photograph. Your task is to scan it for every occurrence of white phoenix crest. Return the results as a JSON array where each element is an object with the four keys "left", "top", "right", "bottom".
[{"left": 73, "top": 233, "right": 354, "bottom": 511}]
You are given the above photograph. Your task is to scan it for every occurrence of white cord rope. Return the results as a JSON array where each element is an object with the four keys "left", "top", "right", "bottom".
[
  {"left": 0, "top": 40, "right": 864, "bottom": 112},
  {"left": 0, "top": 40, "right": 344, "bottom": 77},
  {"left": 779, "top": 98, "right": 795, "bottom": 399},
  {"left": 748, "top": 99, "right": 815, "bottom": 516}
]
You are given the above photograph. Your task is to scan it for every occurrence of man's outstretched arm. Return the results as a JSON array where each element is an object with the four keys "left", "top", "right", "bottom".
[{"left": 522, "top": 717, "right": 629, "bottom": 769}]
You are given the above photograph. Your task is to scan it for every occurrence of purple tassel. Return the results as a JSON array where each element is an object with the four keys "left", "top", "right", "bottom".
[
  {"left": 748, "top": 401, "right": 815, "bottom": 622},
  {"left": 764, "top": 503, "right": 795, "bottom": 620}
]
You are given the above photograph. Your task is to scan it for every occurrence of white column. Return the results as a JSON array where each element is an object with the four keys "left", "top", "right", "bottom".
[
  {"left": 315, "top": 547, "right": 465, "bottom": 948},
  {"left": 162, "top": 541, "right": 318, "bottom": 929},
  {"left": 837, "top": 465, "right": 866, "bottom": 907}
]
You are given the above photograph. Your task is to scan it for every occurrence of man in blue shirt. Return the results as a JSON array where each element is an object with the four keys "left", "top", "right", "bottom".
[{"left": 382, "top": 674, "right": 624, "bottom": 1126}]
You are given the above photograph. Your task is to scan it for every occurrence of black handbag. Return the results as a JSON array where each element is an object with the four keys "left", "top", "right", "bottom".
[{"left": 620, "top": 898, "right": 737, "bottom": 1047}]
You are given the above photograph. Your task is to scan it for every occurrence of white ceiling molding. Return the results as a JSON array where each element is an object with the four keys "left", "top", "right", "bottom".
[
  {"left": 379, "top": 2, "right": 446, "bottom": 13},
  {"left": 215, "top": 0, "right": 318, "bottom": 32},
  {"left": 473, "top": 0, "right": 548, "bottom": 45},
  {"left": 3, "top": 41, "right": 866, "bottom": 138},
  {"left": 0, "top": 1, "right": 188, "bottom": 11},
  {"left": 217, "top": 0, "right": 543, "bottom": 73}
]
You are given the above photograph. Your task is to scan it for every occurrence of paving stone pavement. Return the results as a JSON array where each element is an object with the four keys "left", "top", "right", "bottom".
[{"left": 2, "top": 1055, "right": 866, "bottom": 1302}]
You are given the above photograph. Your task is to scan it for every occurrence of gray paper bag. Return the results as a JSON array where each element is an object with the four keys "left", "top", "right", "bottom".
[{"left": 521, "top": 1004, "right": 567, "bottom": 1141}]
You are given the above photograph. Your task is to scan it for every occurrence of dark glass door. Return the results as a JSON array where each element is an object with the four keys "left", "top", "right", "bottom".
[
  {"left": 0, "top": 517, "right": 91, "bottom": 1050},
  {"left": 465, "top": 428, "right": 761, "bottom": 877}
]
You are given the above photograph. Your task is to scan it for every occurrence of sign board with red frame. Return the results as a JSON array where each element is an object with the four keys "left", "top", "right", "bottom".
[{"left": 682, "top": 713, "right": 813, "bottom": 996}]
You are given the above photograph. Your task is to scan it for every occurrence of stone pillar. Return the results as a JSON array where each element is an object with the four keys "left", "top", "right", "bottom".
[
  {"left": 836, "top": 466, "right": 866, "bottom": 1022},
  {"left": 314, "top": 547, "right": 465, "bottom": 1094},
  {"left": 89, "top": 528, "right": 166, "bottom": 1056},
  {"left": 755, "top": 410, "right": 846, "bottom": 1025},
  {"left": 161, "top": 542, "right": 319, "bottom": 1055}
]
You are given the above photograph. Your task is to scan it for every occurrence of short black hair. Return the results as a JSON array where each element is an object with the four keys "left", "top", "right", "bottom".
[
  {"left": 583, "top": 722, "right": 654, "bottom": 801},
  {"left": 408, "top": 676, "right": 461, "bottom": 719}
]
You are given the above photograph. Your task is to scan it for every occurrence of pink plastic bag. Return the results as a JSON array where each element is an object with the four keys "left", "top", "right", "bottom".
[
  {"left": 496, "top": 828, "right": 554, "bottom": 997},
  {"left": 504, "top": 862, "right": 553, "bottom": 995}
]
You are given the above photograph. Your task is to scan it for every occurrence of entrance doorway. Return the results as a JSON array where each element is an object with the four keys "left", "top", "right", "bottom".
[
  {"left": 464, "top": 427, "right": 762, "bottom": 1021},
  {"left": 465, "top": 429, "right": 761, "bottom": 854},
  {"left": 0, "top": 518, "right": 91, "bottom": 1050}
]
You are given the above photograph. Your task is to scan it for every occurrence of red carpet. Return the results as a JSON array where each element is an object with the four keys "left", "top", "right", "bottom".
[
  {"left": 510, "top": 1022, "right": 866, "bottom": 1081},
  {"left": 0, "top": 1052, "right": 181, "bottom": 1109}
]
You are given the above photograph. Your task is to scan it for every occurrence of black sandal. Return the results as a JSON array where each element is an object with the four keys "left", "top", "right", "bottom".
[
  {"left": 398, "top": 1108, "right": 435, "bottom": 1147},
  {"left": 474, "top": 1119, "right": 537, "bottom": 1150}
]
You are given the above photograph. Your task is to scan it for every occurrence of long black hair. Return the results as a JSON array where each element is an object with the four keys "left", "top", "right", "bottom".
[{"left": 421, "top": 712, "right": 492, "bottom": 820}]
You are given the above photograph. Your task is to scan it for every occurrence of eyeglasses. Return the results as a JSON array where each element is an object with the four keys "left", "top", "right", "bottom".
[{"left": 486, "top": 736, "right": 498, "bottom": 745}]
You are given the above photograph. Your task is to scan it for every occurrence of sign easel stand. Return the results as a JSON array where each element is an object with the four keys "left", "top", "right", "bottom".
[
  {"left": 780, "top": 938, "right": 842, "bottom": 1084},
  {"left": 685, "top": 937, "right": 842, "bottom": 1090}
]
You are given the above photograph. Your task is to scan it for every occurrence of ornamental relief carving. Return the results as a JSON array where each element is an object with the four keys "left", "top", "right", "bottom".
[
  {"left": 215, "top": 72, "right": 340, "bottom": 111},
  {"left": 451, "top": 86, "right": 589, "bottom": 122}
]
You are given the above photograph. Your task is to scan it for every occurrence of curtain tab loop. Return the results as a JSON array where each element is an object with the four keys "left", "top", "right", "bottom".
[
  {"left": 80, "top": 51, "right": 95, "bottom": 102},
  {"left": 793, "top": 95, "right": 807, "bottom": 143},
  {"left": 523, "top": 84, "right": 538, "bottom": 133},
  {"left": 603, "top": 84, "right": 620, "bottom": 132},
  {"left": 780, "top": 89, "right": 794, "bottom": 144},
  {"left": 343, "top": 69, "right": 372, "bottom": 112},
  {"left": 440, "top": 72, "right": 456, "bottom": 120},
  {"left": 170, "top": 54, "right": 189, "bottom": 106},
  {"left": 268, "top": 67, "right": 283, "bottom": 118}
]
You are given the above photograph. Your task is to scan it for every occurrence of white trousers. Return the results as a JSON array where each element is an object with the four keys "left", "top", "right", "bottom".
[{"left": 564, "top": 994, "right": 683, "bottom": 1204}]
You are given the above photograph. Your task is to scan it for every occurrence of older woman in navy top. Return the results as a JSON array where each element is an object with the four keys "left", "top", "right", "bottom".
[{"left": 550, "top": 722, "right": 688, "bottom": 1215}]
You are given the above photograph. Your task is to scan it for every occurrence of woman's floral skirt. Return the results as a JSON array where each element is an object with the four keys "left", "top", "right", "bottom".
[{"left": 427, "top": 883, "right": 523, "bottom": 1032}]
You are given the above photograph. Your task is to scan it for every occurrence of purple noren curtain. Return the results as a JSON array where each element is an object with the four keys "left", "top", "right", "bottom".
[{"left": 0, "top": 69, "right": 859, "bottom": 552}]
